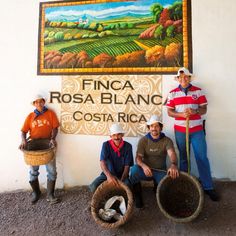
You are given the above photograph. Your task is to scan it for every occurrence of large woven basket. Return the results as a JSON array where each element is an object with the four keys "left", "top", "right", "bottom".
[
  {"left": 156, "top": 171, "right": 204, "bottom": 223},
  {"left": 22, "top": 139, "right": 55, "bottom": 166},
  {"left": 91, "top": 180, "right": 133, "bottom": 228}
]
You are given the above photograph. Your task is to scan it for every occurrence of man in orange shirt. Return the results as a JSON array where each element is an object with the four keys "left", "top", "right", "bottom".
[{"left": 19, "top": 95, "right": 60, "bottom": 204}]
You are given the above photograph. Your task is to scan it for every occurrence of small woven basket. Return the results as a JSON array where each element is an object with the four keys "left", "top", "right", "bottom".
[
  {"left": 22, "top": 139, "right": 55, "bottom": 166},
  {"left": 156, "top": 171, "right": 204, "bottom": 223},
  {"left": 91, "top": 180, "right": 133, "bottom": 229}
]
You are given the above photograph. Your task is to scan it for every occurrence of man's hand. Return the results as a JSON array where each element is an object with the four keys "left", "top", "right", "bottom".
[
  {"left": 136, "top": 155, "right": 153, "bottom": 177},
  {"left": 49, "top": 139, "right": 57, "bottom": 148},
  {"left": 167, "top": 164, "right": 179, "bottom": 179},
  {"left": 19, "top": 131, "right": 27, "bottom": 150},
  {"left": 19, "top": 140, "right": 27, "bottom": 150},
  {"left": 100, "top": 160, "right": 120, "bottom": 187},
  {"left": 183, "top": 108, "right": 199, "bottom": 118},
  {"left": 107, "top": 174, "right": 120, "bottom": 187},
  {"left": 142, "top": 165, "right": 153, "bottom": 177}
]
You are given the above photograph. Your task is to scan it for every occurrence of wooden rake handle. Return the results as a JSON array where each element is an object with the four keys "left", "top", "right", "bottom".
[{"left": 186, "top": 117, "right": 190, "bottom": 174}]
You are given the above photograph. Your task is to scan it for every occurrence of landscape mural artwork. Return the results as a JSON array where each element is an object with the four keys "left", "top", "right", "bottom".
[{"left": 38, "top": 0, "right": 192, "bottom": 75}]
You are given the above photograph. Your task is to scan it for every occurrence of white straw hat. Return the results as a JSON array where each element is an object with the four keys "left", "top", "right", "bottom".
[
  {"left": 109, "top": 123, "right": 125, "bottom": 135},
  {"left": 146, "top": 115, "right": 163, "bottom": 126},
  {"left": 175, "top": 67, "right": 194, "bottom": 81},
  {"left": 176, "top": 67, "right": 192, "bottom": 76},
  {"left": 31, "top": 94, "right": 46, "bottom": 105}
]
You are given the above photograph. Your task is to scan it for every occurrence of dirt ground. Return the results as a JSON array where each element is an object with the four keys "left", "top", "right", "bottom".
[{"left": 1, "top": 181, "right": 236, "bottom": 236}]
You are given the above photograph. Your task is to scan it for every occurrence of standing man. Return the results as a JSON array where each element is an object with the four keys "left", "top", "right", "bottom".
[
  {"left": 19, "top": 95, "right": 60, "bottom": 204},
  {"left": 166, "top": 67, "right": 219, "bottom": 201},
  {"left": 129, "top": 115, "right": 179, "bottom": 208},
  {"left": 89, "top": 123, "right": 134, "bottom": 192}
]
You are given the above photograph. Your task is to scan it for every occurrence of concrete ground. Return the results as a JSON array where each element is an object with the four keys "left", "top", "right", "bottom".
[{"left": 0, "top": 181, "right": 236, "bottom": 236}]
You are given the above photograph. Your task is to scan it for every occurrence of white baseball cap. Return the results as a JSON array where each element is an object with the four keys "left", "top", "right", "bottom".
[
  {"left": 146, "top": 115, "right": 163, "bottom": 126},
  {"left": 31, "top": 94, "right": 46, "bottom": 105},
  {"left": 109, "top": 123, "right": 125, "bottom": 135}
]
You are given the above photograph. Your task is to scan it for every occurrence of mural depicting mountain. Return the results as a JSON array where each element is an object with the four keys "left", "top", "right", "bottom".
[{"left": 46, "top": 11, "right": 151, "bottom": 22}]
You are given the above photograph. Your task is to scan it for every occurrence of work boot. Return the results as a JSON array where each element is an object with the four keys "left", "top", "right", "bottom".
[
  {"left": 29, "top": 179, "right": 41, "bottom": 204},
  {"left": 47, "top": 180, "right": 60, "bottom": 204},
  {"left": 133, "top": 182, "right": 144, "bottom": 208},
  {"left": 204, "top": 189, "right": 220, "bottom": 201}
]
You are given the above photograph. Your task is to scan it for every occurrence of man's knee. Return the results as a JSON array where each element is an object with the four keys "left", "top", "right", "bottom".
[
  {"left": 89, "top": 182, "right": 98, "bottom": 193},
  {"left": 89, "top": 174, "right": 106, "bottom": 193},
  {"left": 130, "top": 165, "right": 143, "bottom": 184},
  {"left": 130, "top": 164, "right": 141, "bottom": 175}
]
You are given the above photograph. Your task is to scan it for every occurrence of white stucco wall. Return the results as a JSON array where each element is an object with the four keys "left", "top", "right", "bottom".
[{"left": 0, "top": 0, "right": 235, "bottom": 192}]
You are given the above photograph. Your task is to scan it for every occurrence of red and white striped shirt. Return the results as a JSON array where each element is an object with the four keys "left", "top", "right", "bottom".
[{"left": 166, "top": 85, "right": 207, "bottom": 133}]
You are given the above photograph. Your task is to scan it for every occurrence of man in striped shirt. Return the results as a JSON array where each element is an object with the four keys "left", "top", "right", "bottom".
[{"left": 166, "top": 67, "right": 219, "bottom": 201}]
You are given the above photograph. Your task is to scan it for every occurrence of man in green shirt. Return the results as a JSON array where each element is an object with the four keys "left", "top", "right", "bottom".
[{"left": 129, "top": 115, "right": 179, "bottom": 208}]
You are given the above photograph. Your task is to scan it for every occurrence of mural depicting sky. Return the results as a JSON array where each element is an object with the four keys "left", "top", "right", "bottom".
[{"left": 45, "top": 0, "right": 181, "bottom": 22}]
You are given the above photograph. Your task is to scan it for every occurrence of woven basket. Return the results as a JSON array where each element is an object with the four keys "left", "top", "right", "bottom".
[
  {"left": 22, "top": 139, "right": 55, "bottom": 166},
  {"left": 91, "top": 180, "right": 133, "bottom": 228},
  {"left": 156, "top": 171, "right": 204, "bottom": 223}
]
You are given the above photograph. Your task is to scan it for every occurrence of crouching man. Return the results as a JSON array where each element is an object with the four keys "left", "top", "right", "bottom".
[
  {"left": 89, "top": 123, "right": 134, "bottom": 192},
  {"left": 129, "top": 115, "right": 179, "bottom": 208}
]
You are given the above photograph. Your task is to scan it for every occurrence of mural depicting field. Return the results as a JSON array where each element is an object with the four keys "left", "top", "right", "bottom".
[{"left": 38, "top": 0, "right": 191, "bottom": 74}]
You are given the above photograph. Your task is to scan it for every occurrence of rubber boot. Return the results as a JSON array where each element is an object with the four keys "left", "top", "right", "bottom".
[
  {"left": 133, "top": 182, "right": 144, "bottom": 208},
  {"left": 29, "top": 179, "right": 41, "bottom": 204},
  {"left": 204, "top": 189, "right": 220, "bottom": 201},
  {"left": 47, "top": 180, "right": 60, "bottom": 204},
  {"left": 153, "top": 181, "right": 158, "bottom": 194}
]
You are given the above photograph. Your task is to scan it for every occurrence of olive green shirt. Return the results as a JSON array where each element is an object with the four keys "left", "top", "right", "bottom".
[{"left": 136, "top": 135, "right": 174, "bottom": 169}]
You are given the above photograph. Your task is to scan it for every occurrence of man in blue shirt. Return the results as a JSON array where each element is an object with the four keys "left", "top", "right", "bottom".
[{"left": 89, "top": 123, "right": 134, "bottom": 192}]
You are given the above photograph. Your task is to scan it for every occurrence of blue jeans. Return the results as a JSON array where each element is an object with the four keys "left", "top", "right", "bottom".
[
  {"left": 29, "top": 158, "right": 57, "bottom": 181},
  {"left": 129, "top": 165, "right": 166, "bottom": 185},
  {"left": 89, "top": 172, "right": 131, "bottom": 193},
  {"left": 175, "top": 130, "right": 213, "bottom": 190}
]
